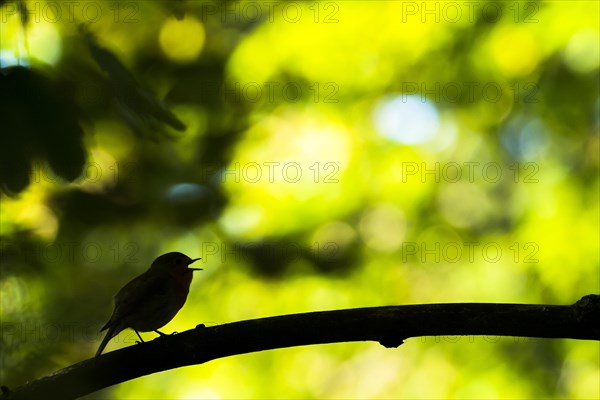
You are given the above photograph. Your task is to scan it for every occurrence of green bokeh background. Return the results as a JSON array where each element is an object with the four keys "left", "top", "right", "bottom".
[{"left": 0, "top": 1, "right": 598, "bottom": 398}]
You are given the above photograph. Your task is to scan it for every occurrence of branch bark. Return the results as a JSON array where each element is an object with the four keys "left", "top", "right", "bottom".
[{"left": 2, "top": 295, "right": 599, "bottom": 400}]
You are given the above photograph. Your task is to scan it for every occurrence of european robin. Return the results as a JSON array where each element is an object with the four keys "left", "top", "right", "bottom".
[{"left": 96, "top": 252, "right": 202, "bottom": 357}]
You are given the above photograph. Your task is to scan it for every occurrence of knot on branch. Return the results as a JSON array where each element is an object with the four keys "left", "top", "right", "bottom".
[
  {"left": 573, "top": 295, "right": 600, "bottom": 340},
  {"left": 378, "top": 336, "right": 406, "bottom": 348},
  {"left": 573, "top": 295, "right": 600, "bottom": 322},
  {"left": 575, "top": 294, "right": 600, "bottom": 307}
]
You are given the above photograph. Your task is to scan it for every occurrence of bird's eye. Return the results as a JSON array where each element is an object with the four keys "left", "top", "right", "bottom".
[{"left": 175, "top": 259, "right": 182, "bottom": 265}]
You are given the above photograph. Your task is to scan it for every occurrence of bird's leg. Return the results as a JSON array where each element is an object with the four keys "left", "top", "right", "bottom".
[{"left": 134, "top": 330, "right": 144, "bottom": 344}]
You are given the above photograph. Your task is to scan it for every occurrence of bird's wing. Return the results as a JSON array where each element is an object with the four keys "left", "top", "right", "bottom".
[{"left": 111, "top": 271, "right": 170, "bottom": 322}]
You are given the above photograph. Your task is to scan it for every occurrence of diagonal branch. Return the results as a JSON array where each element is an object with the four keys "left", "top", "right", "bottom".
[{"left": 2, "top": 295, "right": 599, "bottom": 400}]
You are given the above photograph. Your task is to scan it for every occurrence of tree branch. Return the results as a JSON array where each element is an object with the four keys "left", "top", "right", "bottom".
[{"left": 2, "top": 295, "right": 599, "bottom": 400}]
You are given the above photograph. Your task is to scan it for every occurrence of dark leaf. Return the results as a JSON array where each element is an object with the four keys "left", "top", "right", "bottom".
[{"left": 84, "top": 31, "right": 186, "bottom": 137}]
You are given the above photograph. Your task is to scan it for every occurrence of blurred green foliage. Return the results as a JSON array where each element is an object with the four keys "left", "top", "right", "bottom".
[{"left": 0, "top": 0, "right": 598, "bottom": 398}]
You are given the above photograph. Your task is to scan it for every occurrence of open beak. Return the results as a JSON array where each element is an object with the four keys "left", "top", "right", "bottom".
[{"left": 188, "top": 258, "right": 202, "bottom": 271}]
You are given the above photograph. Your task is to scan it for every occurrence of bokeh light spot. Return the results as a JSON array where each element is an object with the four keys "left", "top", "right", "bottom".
[
  {"left": 489, "top": 26, "right": 539, "bottom": 76},
  {"left": 28, "top": 22, "right": 62, "bottom": 65},
  {"left": 563, "top": 29, "right": 600, "bottom": 74},
  {"left": 501, "top": 116, "right": 549, "bottom": 160},
  {"left": 359, "top": 204, "right": 407, "bottom": 253},
  {"left": 219, "top": 204, "right": 265, "bottom": 239},
  {"left": 373, "top": 95, "right": 440, "bottom": 144},
  {"left": 0, "top": 276, "right": 27, "bottom": 316},
  {"left": 165, "top": 183, "right": 209, "bottom": 204},
  {"left": 437, "top": 182, "right": 493, "bottom": 229},
  {"left": 159, "top": 17, "right": 205, "bottom": 63},
  {"left": 0, "top": 50, "right": 22, "bottom": 67}
]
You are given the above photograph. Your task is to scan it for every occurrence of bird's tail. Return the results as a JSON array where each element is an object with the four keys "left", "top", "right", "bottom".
[{"left": 95, "top": 322, "right": 120, "bottom": 359}]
